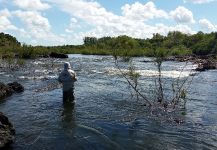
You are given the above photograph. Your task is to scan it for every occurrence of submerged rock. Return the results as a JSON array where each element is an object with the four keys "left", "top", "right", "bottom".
[
  {"left": 0, "top": 112, "right": 15, "bottom": 148},
  {"left": 0, "top": 82, "right": 13, "bottom": 99},
  {"left": 49, "top": 52, "right": 68, "bottom": 58},
  {"left": 0, "top": 82, "right": 24, "bottom": 100},
  {"left": 7, "top": 82, "right": 24, "bottom": 93}
]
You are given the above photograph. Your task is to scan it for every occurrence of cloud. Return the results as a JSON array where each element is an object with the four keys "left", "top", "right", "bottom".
[
  {"left": 54, "top": 0, "right": 169, "bottom": 29},
  {"left": 155, "top": 23, "right": 195, "bottom": 35},
  {"left": 184, "top": 0, "right": 216, "bottom": 4},
  {"left": 67, "top": 22, "right": 195, "bottom": 45},
  {"left": 50, "top": 1, "right": 162, "bottom": 34},
  {"left": 0, "top": 8, "right": 11, "bottom": 17},
  {"left": 45, "top": 0, "right": 195, "bottom": 44},
  {"left": 13, "top": 10, "right": 65, "bottom": 45},
  {"left": 49, "top": 0, "right": 120, "bottom": 27},
  {"left": 13, "top": 0, "right": 50, "bottom": 11},
  {"left": 170, "top": 6, "right": 195, "bottom": 24},
  {"left": 65, "top": 18, "right": 81, "bottom": 33},
  {"left": 3, "top": 0, "right": 196, "bottom": 45},
  {"left": 13, "top": 10, "right": 51, "bottom": 32},
  {"left": 199, "top": 19, "right": 217, "bottom": 32},
  {"left": 121, "top": 1, "right": 168, "bottom": 21},
  {"left": 0, "top": 9, "right": 18, "bottom": 31},
  {"left": 0, "top": 9, "right": 32, "bottom": 40}
]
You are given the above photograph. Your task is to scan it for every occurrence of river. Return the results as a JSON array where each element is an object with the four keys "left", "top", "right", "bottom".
[{"left": 0, "top": 54, "right": 217, "bottom": 150}]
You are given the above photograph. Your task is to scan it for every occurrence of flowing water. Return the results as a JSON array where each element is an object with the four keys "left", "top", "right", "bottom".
[{"left": 0, "top": 54, "right": 217, "bottom": 150}]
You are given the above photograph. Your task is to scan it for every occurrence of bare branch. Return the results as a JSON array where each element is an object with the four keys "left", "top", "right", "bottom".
[{"left": 114, "top": 61, "right": 152, "bottom": 106}]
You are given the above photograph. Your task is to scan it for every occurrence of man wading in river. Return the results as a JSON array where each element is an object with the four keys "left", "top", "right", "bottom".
[{"left": 58, "top": 62, "right": 77, "bottom": 103}]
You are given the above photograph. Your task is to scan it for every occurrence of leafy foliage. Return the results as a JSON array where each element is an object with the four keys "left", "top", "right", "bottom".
[{"left": 1, "top": 31, "right": 217, "bottom": 59}]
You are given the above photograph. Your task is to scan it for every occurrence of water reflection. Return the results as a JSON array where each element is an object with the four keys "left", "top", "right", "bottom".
[
  {"left": 62, "top": 89, "right": 75, "bottom": 103},
  {"left": 61, "top": 101, "right": 76, "bottom": 129}
]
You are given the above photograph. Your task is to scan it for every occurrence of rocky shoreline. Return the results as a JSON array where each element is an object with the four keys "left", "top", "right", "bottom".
[{"left": 166, "top": 55, "right": 217, "bottom": 71}]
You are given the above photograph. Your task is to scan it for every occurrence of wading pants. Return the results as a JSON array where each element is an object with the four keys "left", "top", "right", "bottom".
[{"left": 63, "top": 88, "right": 74, "bottom": 102}]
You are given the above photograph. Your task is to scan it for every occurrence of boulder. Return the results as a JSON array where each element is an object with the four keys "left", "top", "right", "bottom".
[
  {"left": 0, "top": 112, "right": 15, "bottom": 148},
  {"left": 195, "top": 59, "right": 216, "bottom": 71},
  {"left": 0, "top": 82, "right": 13, "bottom": 100},
  {"left": 7, "top": 82, "right": 24, "bottom": 93},
  {"left": 49, "top": 52, "right": 68, "bottom": 58}
]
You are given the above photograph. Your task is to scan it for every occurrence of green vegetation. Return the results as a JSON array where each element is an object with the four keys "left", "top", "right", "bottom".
[
  {"left": 1, "top": 31, "right": 217, "bottom": 59},
  {"left": 0, "top": 32, "right": 21, "bottom": 58}
]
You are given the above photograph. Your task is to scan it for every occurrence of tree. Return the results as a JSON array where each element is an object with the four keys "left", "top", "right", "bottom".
[
  {"left": 112, "top": 35, "right": 139, "bottom": 58},
  {"left": 83, "top": 37, "right": 97, "bottom": 46},
  {"left": 164, "top": 31, "right": 187, "bottom": 49},
  {"left": 150, "top": 33, "right": 165, "bottom": 49},
  {"left": 208, "top": 32, "right": 217, "bottom": 54}
]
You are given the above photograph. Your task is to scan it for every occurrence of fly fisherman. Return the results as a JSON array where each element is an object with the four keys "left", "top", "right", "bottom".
[{"left": 58, "top": 62, "right": 77, "bottom": 103}]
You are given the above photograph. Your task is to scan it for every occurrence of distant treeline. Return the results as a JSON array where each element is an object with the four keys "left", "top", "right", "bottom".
[{"left": 1, "top": 31, "right": 217, "bottom": 59}]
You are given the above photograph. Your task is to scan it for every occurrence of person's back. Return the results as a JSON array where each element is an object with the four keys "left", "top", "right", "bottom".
[{"left": 58, "top": 62, "right": 77, "bottom": 102}]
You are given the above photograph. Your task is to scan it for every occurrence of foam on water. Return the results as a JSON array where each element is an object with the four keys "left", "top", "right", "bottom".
[{"left": 106, "top": 66, "right": 197, "bottom": 78}]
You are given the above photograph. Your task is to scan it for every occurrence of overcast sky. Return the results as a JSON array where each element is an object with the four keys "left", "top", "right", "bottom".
[{"left": 0, "top": 0, "right": 217, "bottom": 46}]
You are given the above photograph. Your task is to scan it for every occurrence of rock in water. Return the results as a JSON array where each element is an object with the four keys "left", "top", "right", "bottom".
[
  {"left": 0, "top": 112, "right": 15, "bottom": 148},
  {"left": 0, "top": 82, "right": 13, "bottom": 99},
  {"left": 49, "top": 52, "right": 68, "bottom": 58},
  {"left": 7, "top": 82, "right": 24, "bottom": 93},
  {"left": 195, "top": 59, "right": 216, "bottom": 71}
]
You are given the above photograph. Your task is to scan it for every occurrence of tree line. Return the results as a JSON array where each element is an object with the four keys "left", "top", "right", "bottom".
[
  {"left": 83, "top": 31, "right": 217, "bottom": 57},
  {"left": 0, "top": 31, "right": 217, "bottom": 59}
]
